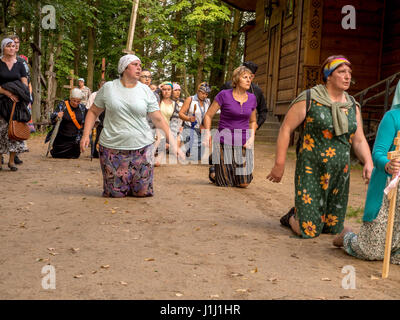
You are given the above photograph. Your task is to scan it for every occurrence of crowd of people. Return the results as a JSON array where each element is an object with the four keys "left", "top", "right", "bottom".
[{"left": 2, "top": 35, "right": 400, "bottom": 266}]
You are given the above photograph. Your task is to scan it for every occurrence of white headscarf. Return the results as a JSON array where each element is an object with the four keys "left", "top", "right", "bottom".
[
  {"left": 1, "top": 38, "right": 14, "bottom": 56},
  {"left": 70, "top": 88, "right": 83, "bottom": 100},
  {"left": 118, "top": 54, "right": 141, "bottom": 75}
]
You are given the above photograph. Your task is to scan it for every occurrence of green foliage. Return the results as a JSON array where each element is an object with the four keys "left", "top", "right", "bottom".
[
  {"left": 346, "top": 206, "right": 364, "bottom": 218},
  {"left": 3, "top": 0, "right": 247, "bottom": 113}
]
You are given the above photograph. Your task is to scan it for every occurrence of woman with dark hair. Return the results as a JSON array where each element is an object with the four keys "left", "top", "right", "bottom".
[
  {"left": 203, "top": 66, "right": 257, "bottom": 188},
  {"left": 0, "top": 38, "right": 29, "bottom": 171},
  {"left": 267, "top": 55, "right": 373, "bottom": 239}
]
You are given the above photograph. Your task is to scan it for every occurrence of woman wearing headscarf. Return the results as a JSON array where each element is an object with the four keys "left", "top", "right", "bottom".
[
  {"left": 0, "top": 38, "right": 29, "bottom": 171},
  {"left": 170, "top": 83, "right": 184, "bottom": 147},
  {"left": 80, "top": 54, "right": 183, "bottom": 198},
  {"left": 154, "top": 81, "right": 176, "bottom": 165},
  {"left": 203, "top": 66, "right": 257, "bottom": 188},
  {"left": 333, "top": 80, "right": 400, "bottom": 264},
  {"left": 46, "top": 88, "right": 87, "bottom": 159},
  {"left": 267, "top": 55, "right": 373, "bottom": 239},
  {"left": 179, "top": 82, "right": 211, "bottom": 160}
]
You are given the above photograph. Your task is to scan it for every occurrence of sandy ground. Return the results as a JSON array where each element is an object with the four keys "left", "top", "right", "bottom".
[{"left": 1, "top": 135, "right": 400, "bottom": 300}]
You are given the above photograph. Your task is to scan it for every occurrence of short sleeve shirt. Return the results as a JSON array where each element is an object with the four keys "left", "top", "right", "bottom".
[
  {"left": 0, "top": 60, "right": 27, "bottom": 85},
  {"left": 94, "top": 79, "right": 160, "bottom": 150},
  {"left": 214, "top": 89, "right": 256, "bottom": 146}
]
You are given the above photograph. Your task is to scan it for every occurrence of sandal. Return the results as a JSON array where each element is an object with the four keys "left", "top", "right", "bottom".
[
  {"left": 280, "top": 207, "right": 296, "bottom": 227},
  {"left": 8, "top": 163, "right": 18, "bottom": 171},
  {"left": 209, "top": 165, "right": 216, "bottom": 183}
]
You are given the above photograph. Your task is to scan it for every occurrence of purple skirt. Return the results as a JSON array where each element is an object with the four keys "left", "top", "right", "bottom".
[{"left": 99, "top": 144, "right": 154, "bottom": 198}]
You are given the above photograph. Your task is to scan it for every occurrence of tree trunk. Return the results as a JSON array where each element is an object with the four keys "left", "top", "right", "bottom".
[
  {"left": 31, "top": 1, "right": 42, "bottom": 122},
  {"left": 74, "top": 22, "right": 82, "bottom": 77},
  {"left": 226, "top": 9, "right": 243, "bottom": 82},
  {"left": 195, "top": 28, "right": 206, "bottom": 90},
  {"left": 87, "top": 26, "right": 95, "bottom": 91}
]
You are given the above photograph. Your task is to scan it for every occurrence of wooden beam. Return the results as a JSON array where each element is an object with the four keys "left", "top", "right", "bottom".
[{"left": 123, "top": 0, "right": 140, "bottom": 54}]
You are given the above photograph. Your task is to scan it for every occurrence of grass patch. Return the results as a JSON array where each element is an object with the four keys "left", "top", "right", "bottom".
[{"left": 346, "top": 206, "right": 364, "bottom": 218}]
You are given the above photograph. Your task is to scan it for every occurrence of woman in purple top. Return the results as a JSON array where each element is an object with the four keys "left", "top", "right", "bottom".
[{"left": 203, "top": 66, "right": 257, "bottom": 187}]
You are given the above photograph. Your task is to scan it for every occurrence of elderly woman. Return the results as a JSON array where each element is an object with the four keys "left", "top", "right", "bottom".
[
  {"left": 179, "top": 82, "right": 211, "bottom": 160},
  {"left": 203, "top": 66, "right": 257, "bottom": 187},
  {"left": 0, "top": 38, "right": 29, "bottom": 171},
  {"left": 333, "top": 80, "right": 400, "bottom": 264},
  {"left": 267, "top": 55, "right": 373, "bottom": 239},
  {"left": 47, "top": 88, "right": 87, "bottom": 159},
  {"left": 80, "top": 54, "right": 183, "bottom": 198}
]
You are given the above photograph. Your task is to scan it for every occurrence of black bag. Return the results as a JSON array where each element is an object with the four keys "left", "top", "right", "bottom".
[{"left": 13, "top": 102, "right": 31, "bottom": 122}]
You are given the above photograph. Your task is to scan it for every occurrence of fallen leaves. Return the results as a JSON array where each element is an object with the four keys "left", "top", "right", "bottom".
[
  {"left": 321, "top": 278, "right": 331, "bottom": 281},
  {"left": 175, "top": 293, "right": 183, "bottom": 297},
  {"left": 74, "top": 274, "right": 83, "bottom": 279},
  {"left": 120, "top": 281, "right": 128, "bottom": 286},
  {"left": 370, "top": 275, "right": 380, "bottom": 280},
  {"left": 101, "top": 265, "right": 110, "bottom": 269},
  {"left": 235, "top": 288, "right": 249, "bottom": 293},
  {"left": 144, "top": 258, "right": 155, "bottom": 262},
  {"left": 250, "top": 267, "right": 258, "bottom": 274}
]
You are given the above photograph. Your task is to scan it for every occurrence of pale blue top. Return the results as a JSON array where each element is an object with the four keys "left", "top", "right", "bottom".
[
  {"left": 94, "top": 79, "right": 159, "bottom": 150},
  {"left": 363, "top": 108, "right": 400, "bottom": 221}
]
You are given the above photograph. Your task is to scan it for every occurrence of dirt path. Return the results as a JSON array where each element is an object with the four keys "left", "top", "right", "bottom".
[{"left": 1, "top": 135, "right": 399, "bottom": 300}]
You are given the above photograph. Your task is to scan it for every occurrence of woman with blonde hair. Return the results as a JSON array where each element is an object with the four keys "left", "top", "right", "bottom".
[
  {"left": 267, "top": 55, "right": 373, "bottom": 238},
  {"left": 203, "top": 66, "right": 257, "bottom": 187}
]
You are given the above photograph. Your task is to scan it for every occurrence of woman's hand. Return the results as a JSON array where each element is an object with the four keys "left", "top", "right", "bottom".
[
  {"left": 57, "top": 112, "right": 64, "bottom": 119},
  {"left": 80, "top": 135, "right": 90, "bottom": 153},
  {"left": 244, "top": 135, "right": 255, "bottom": 149},
  {"left": 4, "top": 90, "right": 19, "bottom": 102},
  {"left": 385, "top": 159, "right": 400, "bottom": 176},
  {"left": 267, "top": 163, "right": 285, "bottom": 183},
  {"left": 188, "top": 115, "right": 196, "bottom": 122},
  {"left": 362, "top": 161, "right": 374, "bottom": 184}
]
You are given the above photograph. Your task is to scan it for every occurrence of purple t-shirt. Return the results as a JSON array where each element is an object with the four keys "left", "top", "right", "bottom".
[{"left": 214, "top": 89, "right": 257, "bottom": 146}]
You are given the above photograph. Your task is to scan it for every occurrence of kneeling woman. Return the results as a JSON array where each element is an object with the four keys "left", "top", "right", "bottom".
[
  {"left": 80, "top": 54, "right": 183, "bottom": 198},
  {"left": 333, "top": 80, "right": 400, "bottom": 264},
  {"left": 49, "top": 88, "right": 87, "bottom": 159},
  {"left": 203, "top": 66, "right": 257, "bottom": 188}
]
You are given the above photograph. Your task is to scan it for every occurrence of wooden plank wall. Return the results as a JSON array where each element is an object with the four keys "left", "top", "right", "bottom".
[
  {"left": 244, "top": 0, "right": 307, "bottom": 115},
  {"left": 244, "top": 0, "right": 270, "bottom": 97},
  {"left": 275, "top": 0, "right": 307, "bottom": 114},
  {"left": 381, "top": 0, "right": 400, "bottom": 78},
  {"left": 320, "top": 0, "right": 385, "bottom": 95}
]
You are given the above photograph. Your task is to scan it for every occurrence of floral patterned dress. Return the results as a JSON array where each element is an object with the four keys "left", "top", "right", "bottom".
[{"left": 294, "top": 99, "right": 357, "bottom": 238}]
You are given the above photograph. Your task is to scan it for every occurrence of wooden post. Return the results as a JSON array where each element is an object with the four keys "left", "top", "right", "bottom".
[
  {"left": 45, "top": 51, "right": 56, "bottom": 118},
  {"left": 63, "top": 70, "right": 75, "bottom": 93},
  {"left": 101, "top": 58, "right": 106, "bottom": 81},
  {"left": 382, "top": 131, "right": 400, "bottom": 278},
  {"left": 123, "top": 0, "right": 140, "bottom": 54}
]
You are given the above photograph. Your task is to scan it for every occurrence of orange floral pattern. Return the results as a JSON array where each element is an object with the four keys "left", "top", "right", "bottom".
[{"left": 303, "top": 134, "right": 315, "bottom": 152}]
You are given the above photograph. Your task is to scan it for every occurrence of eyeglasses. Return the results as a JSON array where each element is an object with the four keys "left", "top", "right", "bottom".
[{"left": 140, "top": 75, "right": 152, "bottom": 79}]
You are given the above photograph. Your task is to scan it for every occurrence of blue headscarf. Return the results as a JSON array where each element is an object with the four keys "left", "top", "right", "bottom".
[{"left": 392, "top": 80, "right": 400, "bottom": 110}]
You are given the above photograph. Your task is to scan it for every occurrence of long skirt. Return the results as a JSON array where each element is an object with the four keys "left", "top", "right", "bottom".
[
  {"left": 99, "top": 144, "right": 154, "bottom": 198},
  {"left": 50, "top": 134, "right": 80, "bottom": 159},
  {"left": 212, "top": 142, "right": 253, "bottom": 187},
  {"left": 343, "top": 180, "right": 400, "bottom": 264},
  {"left": 0, "top": 117, "right": 28, "bottom": 154}
]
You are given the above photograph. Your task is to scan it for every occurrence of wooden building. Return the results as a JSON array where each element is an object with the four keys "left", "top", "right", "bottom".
[{"left": 223, "top": 0, "right": 400, "bottom": 133}]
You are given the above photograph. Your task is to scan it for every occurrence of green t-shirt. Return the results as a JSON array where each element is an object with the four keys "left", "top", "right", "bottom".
[{"left": 94, "top": 79, "right": 159, "bottom": 150}]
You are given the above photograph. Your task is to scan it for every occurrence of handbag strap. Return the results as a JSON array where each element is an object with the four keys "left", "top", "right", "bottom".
[{"left": 8, "top": 101, "right": 17, "bottom": 125}]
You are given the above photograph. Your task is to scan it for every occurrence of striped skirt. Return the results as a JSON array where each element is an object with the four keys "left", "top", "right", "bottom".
[{"left": 212, "top": 143, "right": 254, "bottom": 187}]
